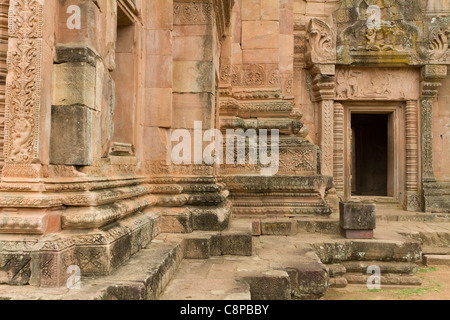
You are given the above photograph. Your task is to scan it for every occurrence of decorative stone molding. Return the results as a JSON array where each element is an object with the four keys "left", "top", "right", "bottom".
[
  {"left": 421, "top": 65, "right": 447, "bottom": 179},
  {"left": 333, "top": 102, "right": 344, "bottom": 196},
  {"left": 4, "top": 0, "right": 43, "bottom": 165},
  {"left": 405, "top": 100, "right": 420, "bottom": 211},
  {"left": 173, "top": 1, "right": 213, "bottom": 25},
  {"left": 420, "top": 65, "right": 447, "bottom": 212}
]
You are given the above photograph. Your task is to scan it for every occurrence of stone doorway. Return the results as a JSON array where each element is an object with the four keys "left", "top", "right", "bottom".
[
  {"left": 351, "top": 113, "right": 389, "bottom": 197},
  {"left": 341, "top": 104, "right": 405, "bottom": 205}
]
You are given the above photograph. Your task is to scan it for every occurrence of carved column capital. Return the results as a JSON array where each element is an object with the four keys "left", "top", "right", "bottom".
[
  {"left": 308, "top": 64, "right": 335, "bottom": 102},
  {"left": 421, "top": 64, "right": 447, "bottom": 99}
]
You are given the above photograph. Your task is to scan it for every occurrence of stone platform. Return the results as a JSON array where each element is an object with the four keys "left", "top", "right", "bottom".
[{"left": 0, "top": 209, "right": 449, "bottom": 300}]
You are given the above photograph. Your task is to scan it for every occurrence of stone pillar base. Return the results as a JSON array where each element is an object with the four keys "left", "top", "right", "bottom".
[
  {"left": 423, "top": 180, "right": 450, "bottom": 213},
  {"left": 0, "top": 235, "right": 75, "bottom": 288},
  {"left": 339, "top": 201, "right": 376, "bottom": 240}
]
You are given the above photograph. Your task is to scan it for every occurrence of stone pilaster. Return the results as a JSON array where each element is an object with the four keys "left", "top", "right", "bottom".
[
  {"left": 420, "top": 65, "right": 447, "bottom": 212},
  {"left": 405, "top": 100, "right": 420, "bottom": 211},
  {"left": 0, "top": 1, "right": 7, "bottom": 170},
  {"left": 308, "top": 64, "right": 335, "bottom": 177},
  {"left": 333, "top": 102, "right": 344, "bottom": 197}
]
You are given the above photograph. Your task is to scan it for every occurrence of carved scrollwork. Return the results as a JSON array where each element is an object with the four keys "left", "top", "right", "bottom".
[
  {"left": 306, "top": 18, "right": 336, "bottom": 65},
  {"left": 4, "top": 0, "right": 43, "bottom": 164}
]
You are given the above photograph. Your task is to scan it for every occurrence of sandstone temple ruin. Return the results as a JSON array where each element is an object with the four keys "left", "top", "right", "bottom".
[{"left": 0, "top": 0, "right": 449, "bottom": 299}]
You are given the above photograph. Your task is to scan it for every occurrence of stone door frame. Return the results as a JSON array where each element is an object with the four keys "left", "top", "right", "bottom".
[{"left": 339, "top": 102, "right": 406, "bottom": 205}]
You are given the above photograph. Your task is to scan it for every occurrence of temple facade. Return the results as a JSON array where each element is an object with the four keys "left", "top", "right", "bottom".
[{"left": 0, "top": 0, "right": 448, "bottom": 288}]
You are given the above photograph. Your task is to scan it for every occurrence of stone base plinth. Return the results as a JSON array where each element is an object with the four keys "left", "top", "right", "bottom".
[
  {"left": 340, "top": 228, "right": 374, "bottom": 239},
  {"left": 223, "top": 175, "right": 333, "bottom": 217},
  {"left": 339, "top": 201, "right": 376, "bottom": 239},
  {"left": 0, "top": 235, "right": 75, "bottom": 288}
]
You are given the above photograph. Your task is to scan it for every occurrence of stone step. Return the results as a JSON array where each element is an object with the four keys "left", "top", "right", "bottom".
[
  {"left": 329, "top": 277, "right": 348, "bottom": 288},
  {"left": 287, "top": 262, "right": 329, "bottom": 300},
  {"left": 326, "top": 264, "right": 346, "bottom": 277},
  {"left": 259, "top": 220, "right": 298, "bottom": 236},
  {"left": 160, "top": 278, "right": 251, "bottom": 300},
  {"left": 342, "top": 261, "right": 418, "bottom": 275},
  {"left": 423, "top": 255, "right": 450, "bottom": 266},
  {"left": 297, "top": 219, "right": 340, "bottom": 235},
  {"left": 350, "top": 197, "right": 402, "bottom": 210},
  {"left": 62, "top": 236, "right": 185, "bottom": 300},
  {"left": 398, "top": 229, "right": 450, "bottom": 247},
  {"left": 182, "top": 231, "right": 253, "bottom": 259},
  {"left": 242, "top": 270, "right": 291, "bottom": 300},
  {"left": 422, "top": 246, "right": 450, "bottom": 255},
  {"left": 344, "top": 273, "right": 423, "bottom": 286},
  {"left": 312, "top": 239, "right": 422, "bottom": 264}
]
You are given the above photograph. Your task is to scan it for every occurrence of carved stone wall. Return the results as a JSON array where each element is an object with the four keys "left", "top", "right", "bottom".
[
  {"left": 218, "top": 0, "right": 332, "bottom": 217},
  {"left": 304, "top": 1, "right": 449, "bottom": 212}
]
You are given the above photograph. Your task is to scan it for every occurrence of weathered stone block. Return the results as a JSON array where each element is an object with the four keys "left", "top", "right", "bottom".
[
  {"left": 184, "top": 236, "right": 211, "bottom": 259},
  {"left": 50, "top": 105, "right": 93, "bottom": 166},
  {"left": 292, "top": 262, "right": 329, "bottom": 300},
  {"left": 190, "top": 205, "right": 231, "bottom": 232},
  {"left": 243, "top": 270, "right": 291, "bottom": 300},
  {"left": 329, "top": 277, "right": 348, "bottom": 288},
  {"left": 173, "top": 61, "right": 214, "bottom": 93},
  {"left": 252, "top": 220, "right": 262, "bottom": 236},
  {"left": 0, "top": 253, "right": 32, "bottom": 285},
  {"left": 261, "top": 220, "right": 297, "bottom": 236},
  {"left": 210, "top": 232, "right": 253, "bottom": 256},
  {"left": 423, "top": 255, "right": 450, "bottom": 266},
  {"left": 339, "top": 201, "right": 376, "bottom": 230},
  {"left": 52, "top": 62, "right": 96, "bottom": 109},
  {"left": 39, "top": 244, "right": 75, "bottom": 288}
]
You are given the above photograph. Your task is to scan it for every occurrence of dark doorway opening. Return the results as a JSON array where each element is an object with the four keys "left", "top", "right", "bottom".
[{"left": 351, "top": 113, "right": 388, "bottom": 196}]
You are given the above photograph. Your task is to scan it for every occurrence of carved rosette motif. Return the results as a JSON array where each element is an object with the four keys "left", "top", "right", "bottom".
[
  {"left": 4, "top": 0, "right": 43, "bottom": 164},
  {"left": 173, "top": 1, "right": 213, "bottom": 25},
  {"left": 231, "top": 64, "right": 280, "bottom": 88}
]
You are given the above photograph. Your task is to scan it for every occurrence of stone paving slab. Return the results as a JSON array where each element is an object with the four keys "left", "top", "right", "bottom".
[{"left": 160, "top": 278, "right": 251, "bottom": 300}]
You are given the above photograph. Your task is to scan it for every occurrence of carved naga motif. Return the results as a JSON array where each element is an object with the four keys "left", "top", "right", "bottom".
[
  {"left": 429, "top": 27, "right": 449, "bottom": 61},
  {"left": 306, "top": 18, "right": 336, "bottom": 64}
]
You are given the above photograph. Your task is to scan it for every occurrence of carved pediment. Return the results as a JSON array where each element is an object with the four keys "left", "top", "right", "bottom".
[
  {"left": 334, "top": 0, "right": 450, "bottom": 66},
  {"left": 306, "top": 18, "right": 336, "bottom": 66}
]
